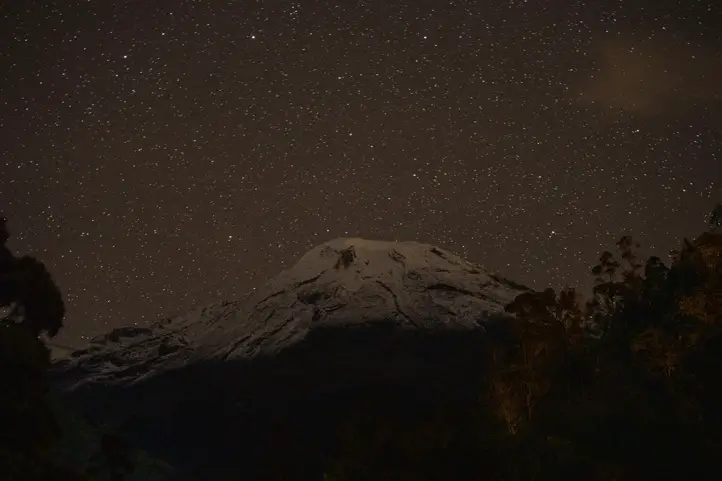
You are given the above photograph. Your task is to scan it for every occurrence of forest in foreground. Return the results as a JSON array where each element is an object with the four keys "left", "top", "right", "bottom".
[
  {"left": 2, "top": 205, "right": 722, "bottom": 481},
  {"left": 323, "top": 224, "right": 722, "bottom": 481}
]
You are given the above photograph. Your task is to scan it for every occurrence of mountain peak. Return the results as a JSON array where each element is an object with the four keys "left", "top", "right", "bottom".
[
  {"left": 56, "top": 238, "right": 528, "bottom": 386},
  {"left": 193, "top": 237, "right": 527, "bottom": 360},
  {"left": 268, "top": 237, "right": 487, "bottom": 296}
]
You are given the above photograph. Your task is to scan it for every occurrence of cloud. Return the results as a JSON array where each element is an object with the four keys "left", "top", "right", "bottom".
[{"left": 575, "top": 33, "right": 722, "bottom": 115}]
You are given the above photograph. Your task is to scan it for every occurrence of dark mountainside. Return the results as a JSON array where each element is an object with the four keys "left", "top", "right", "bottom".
[{"left": 3, "top": 204, "right": 722, "bottom": 481}]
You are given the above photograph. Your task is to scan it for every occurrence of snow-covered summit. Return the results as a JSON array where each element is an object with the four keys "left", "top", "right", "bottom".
[
  {"left": 197, "top": 237, "right": 528, "bottom": 357},
  {"left": 55, "top": 238, "right": 528, "bottom": 387}
]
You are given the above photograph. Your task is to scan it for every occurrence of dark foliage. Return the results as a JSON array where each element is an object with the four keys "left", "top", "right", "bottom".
[
  {"left": 0, "top": 216, "right": 65, "bottom": 338},
  {"left": 0, "top": 216, "right": 79, "bottom": 479},
  {"left": 320, "top": 221, "right": 722, "bottom": 480},
  {"left": 710, "top": 203, "right": 722, "bottom": 231}
]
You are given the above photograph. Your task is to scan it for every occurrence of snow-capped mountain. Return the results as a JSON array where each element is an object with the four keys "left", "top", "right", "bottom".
[
  {"left": 51, "top": 238, "right": 529, "bottom": 480},
  {"left": 55, "top": 238, "right": 527, "bottom": 388}
]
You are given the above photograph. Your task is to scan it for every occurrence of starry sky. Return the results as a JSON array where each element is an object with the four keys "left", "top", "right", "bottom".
[{"left": 1, "top": 0, "right": 720, "bottom": 350}]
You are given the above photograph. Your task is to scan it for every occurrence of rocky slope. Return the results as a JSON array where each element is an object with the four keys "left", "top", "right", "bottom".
[{"left": 51, "top": 238, "right": 529, "bottom": 480}]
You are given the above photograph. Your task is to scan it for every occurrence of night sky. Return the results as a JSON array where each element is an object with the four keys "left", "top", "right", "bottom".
[{"left": 1, "top": 1, "right": 720, "bottom": 350}]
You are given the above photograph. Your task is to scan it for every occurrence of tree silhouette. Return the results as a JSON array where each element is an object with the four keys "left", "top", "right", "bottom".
[
  {"left": 710, "top": 203, "right": 722, "bottom": 232},
  {"left": 0, "top": 216, "right": 65, "bottom": 338},
  {"left": 0, "top": 215, "right": 75, "bottom": 480},
  {"left": 12, "top": 256, "right": 65, "bottom": 338}
]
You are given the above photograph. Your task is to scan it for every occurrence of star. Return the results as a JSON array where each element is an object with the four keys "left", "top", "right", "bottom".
[{"left": 0, "top": 0, "right": 718, "bottom": 350}]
